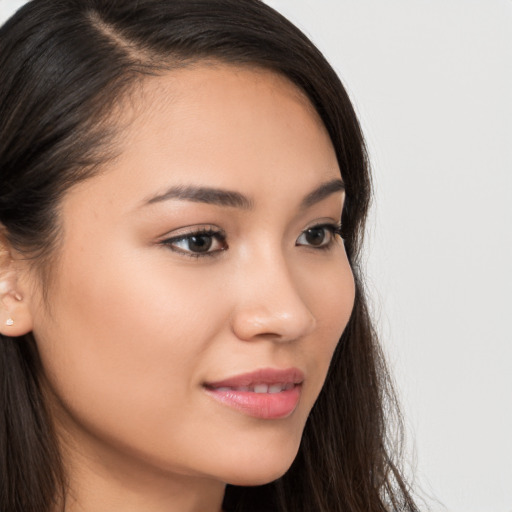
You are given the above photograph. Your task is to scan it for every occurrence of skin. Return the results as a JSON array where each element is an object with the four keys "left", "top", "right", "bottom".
[{"left": 5, "top": 65, "right": 355, "bottom": 512}]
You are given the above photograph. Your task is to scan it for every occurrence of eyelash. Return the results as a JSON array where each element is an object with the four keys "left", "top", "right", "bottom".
[
  {"left": 160, "top": 227, "right": 227, "bottom": 259},
  {"left": 160, "top": 223, "right": 343, "bottom": 259}
]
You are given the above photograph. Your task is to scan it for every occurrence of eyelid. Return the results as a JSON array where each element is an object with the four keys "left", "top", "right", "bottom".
[
  {"left": 303, "top": 220, "right": 342, "bottom": 232},
  {"left": 159, "top": 225, "right": 227, "bottom": 258},
  {"left": 295, "top": 221, "right": 343, "bottom": 249},
  {"left": 158, "top": 223, "right": 223, "bottom": 239},
  {"left": 301, "top": 220, "right": 343, "bottom": 237}
]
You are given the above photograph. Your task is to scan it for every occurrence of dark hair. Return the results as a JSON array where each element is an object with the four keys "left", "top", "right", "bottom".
[{"left": 0, "top": 1, "right": 418, "bottom": 511}]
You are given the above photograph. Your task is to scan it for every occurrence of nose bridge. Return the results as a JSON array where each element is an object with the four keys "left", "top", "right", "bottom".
[{"left": 230, "top": 244, "right": 316, "bottom": 342}]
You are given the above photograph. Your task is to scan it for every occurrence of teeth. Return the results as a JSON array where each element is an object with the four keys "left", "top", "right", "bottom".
[
  {"left": 212, "top": 383, "right": 296, "bottom": 393},
  {"left": 253, "top": 384, "right": 269, "bottom": 393}
]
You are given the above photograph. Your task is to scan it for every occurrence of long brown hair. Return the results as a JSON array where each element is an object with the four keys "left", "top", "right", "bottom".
[{"left": 0, "top": 1, "right": 418, "bottom": 511}]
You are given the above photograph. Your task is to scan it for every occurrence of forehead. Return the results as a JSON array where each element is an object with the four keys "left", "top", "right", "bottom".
[
  {"left": 132, "top": 62, "right": 324, "bottom": 134},
  {"left": 63, "top": 64, "right": 341, "bottom": 220},
  {"left": 115, "top": 65, "right": 337, "bottom": 174}
]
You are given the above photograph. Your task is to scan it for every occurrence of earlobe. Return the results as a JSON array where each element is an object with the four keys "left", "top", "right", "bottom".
[
  {"left": 0, "top": 292, "right": 33, "bottom": 337},
  {"left": 0, "top": 233, "right": 34, "bottom": 337}
]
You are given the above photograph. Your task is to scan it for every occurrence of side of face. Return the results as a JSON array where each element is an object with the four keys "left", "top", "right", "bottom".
[{"left": 17, "top": 65, "right": 355, "bottom": 487}]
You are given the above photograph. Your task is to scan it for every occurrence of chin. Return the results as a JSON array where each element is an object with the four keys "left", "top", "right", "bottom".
[
  {"left": 218, "top": 443, "right": 300, "bottom": 487},
  {"left": 225, "top": 465, "right": 293, "bottom": 487}
]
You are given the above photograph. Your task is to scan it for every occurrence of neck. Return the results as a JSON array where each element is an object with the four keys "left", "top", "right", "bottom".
[{"left": 64, "top": 466, "right": 225, "bottom": 512}]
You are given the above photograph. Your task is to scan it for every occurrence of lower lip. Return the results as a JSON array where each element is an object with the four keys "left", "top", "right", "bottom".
[{"left": 204, "top": 385, "right": 301, "bottom": 419}]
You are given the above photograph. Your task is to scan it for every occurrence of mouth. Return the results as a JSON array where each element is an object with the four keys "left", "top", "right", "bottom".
[{"left": 203, "top": 368, "right": 304, "bottom": 419}]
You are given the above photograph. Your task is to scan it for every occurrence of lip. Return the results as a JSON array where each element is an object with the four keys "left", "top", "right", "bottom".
[
  {"left": 203, "top": 367, "right": 304, "bottom": 420},
  {"left": 205, "top": 367, "right": 304, "bottom": 388}
]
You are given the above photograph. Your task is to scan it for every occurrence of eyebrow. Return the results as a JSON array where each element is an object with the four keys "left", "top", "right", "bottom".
[
  {"left": 143, "top": 178, "right": 345, "bottom": 210},
  {"left": 144, "top": 185, "right": 253, "bottom": 209},
  {"left": 300, "top": 179, "right": 345, "bottom": 209}
]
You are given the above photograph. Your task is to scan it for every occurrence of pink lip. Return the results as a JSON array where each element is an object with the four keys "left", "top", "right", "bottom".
[
  {"left": 203, "top": 367, "right": 304, "bottom": 420},
  {"left": 205, "top": 367, "right": 304, "bottom": 388}
]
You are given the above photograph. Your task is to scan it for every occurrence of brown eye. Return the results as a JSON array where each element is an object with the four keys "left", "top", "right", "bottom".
[
  {"left": 304, "top": 227, "right": 327, "bottom": 246},
  {"left": 296, "top": 224, "right": 340, "bottom": 248},
  {"left": 162, "top": 228, "right": 227, "bottom": 257},
  {"left": 187, "top": 234, "right": 213, "bottom": 253}
]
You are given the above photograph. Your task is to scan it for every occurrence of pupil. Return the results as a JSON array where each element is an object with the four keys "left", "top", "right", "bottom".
[
  {"left": 189, "top": 235, "right": 212, "bottom": 252},
  {"left": 305, "top": 227, "right": 325, "bottom": 246}
]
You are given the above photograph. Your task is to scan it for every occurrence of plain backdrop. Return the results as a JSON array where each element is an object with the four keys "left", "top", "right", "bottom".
[{"left": 1, "top": 1, "right": 511, "bottom": 511}]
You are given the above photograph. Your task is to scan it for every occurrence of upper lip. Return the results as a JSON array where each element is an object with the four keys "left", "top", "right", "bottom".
[{"left": 204, "top": 367, "right": 304, "bottom": 388}]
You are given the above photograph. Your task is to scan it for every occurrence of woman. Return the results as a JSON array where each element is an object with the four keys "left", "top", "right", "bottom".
[{"left": 0, "top": 1, "right": 418, "bottom": 511}]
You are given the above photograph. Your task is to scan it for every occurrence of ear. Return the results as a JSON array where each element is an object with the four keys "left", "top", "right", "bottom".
[{"left": 0, "top": 230, "right": 33, "bottom": 337}]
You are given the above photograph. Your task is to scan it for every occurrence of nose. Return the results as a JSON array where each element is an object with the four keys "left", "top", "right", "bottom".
[{"left": 229, "top": 253, "right": 316, "bottom": 343}]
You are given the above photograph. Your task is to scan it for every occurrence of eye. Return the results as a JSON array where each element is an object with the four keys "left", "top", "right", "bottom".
[
  {"left": 296, "top": 224, "right": 342, "bottom": 248},
  {"left": 161, "top": 228, "right": 227, "bottom": 257}
]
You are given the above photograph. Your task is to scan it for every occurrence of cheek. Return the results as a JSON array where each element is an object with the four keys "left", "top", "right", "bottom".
[
  {"left": 304, "top": 248, "right": 355, "bottom": 333},
  {"left": 32, "top": 244, "right": 228, "bottom": 453},
  {"left": 302, "top": 255, "right": 355, "bottom": 390}
]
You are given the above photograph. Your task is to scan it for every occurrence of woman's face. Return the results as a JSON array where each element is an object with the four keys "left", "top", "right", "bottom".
[{"left": 27, "top": 65, "right": 355, "bottom": 487}]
